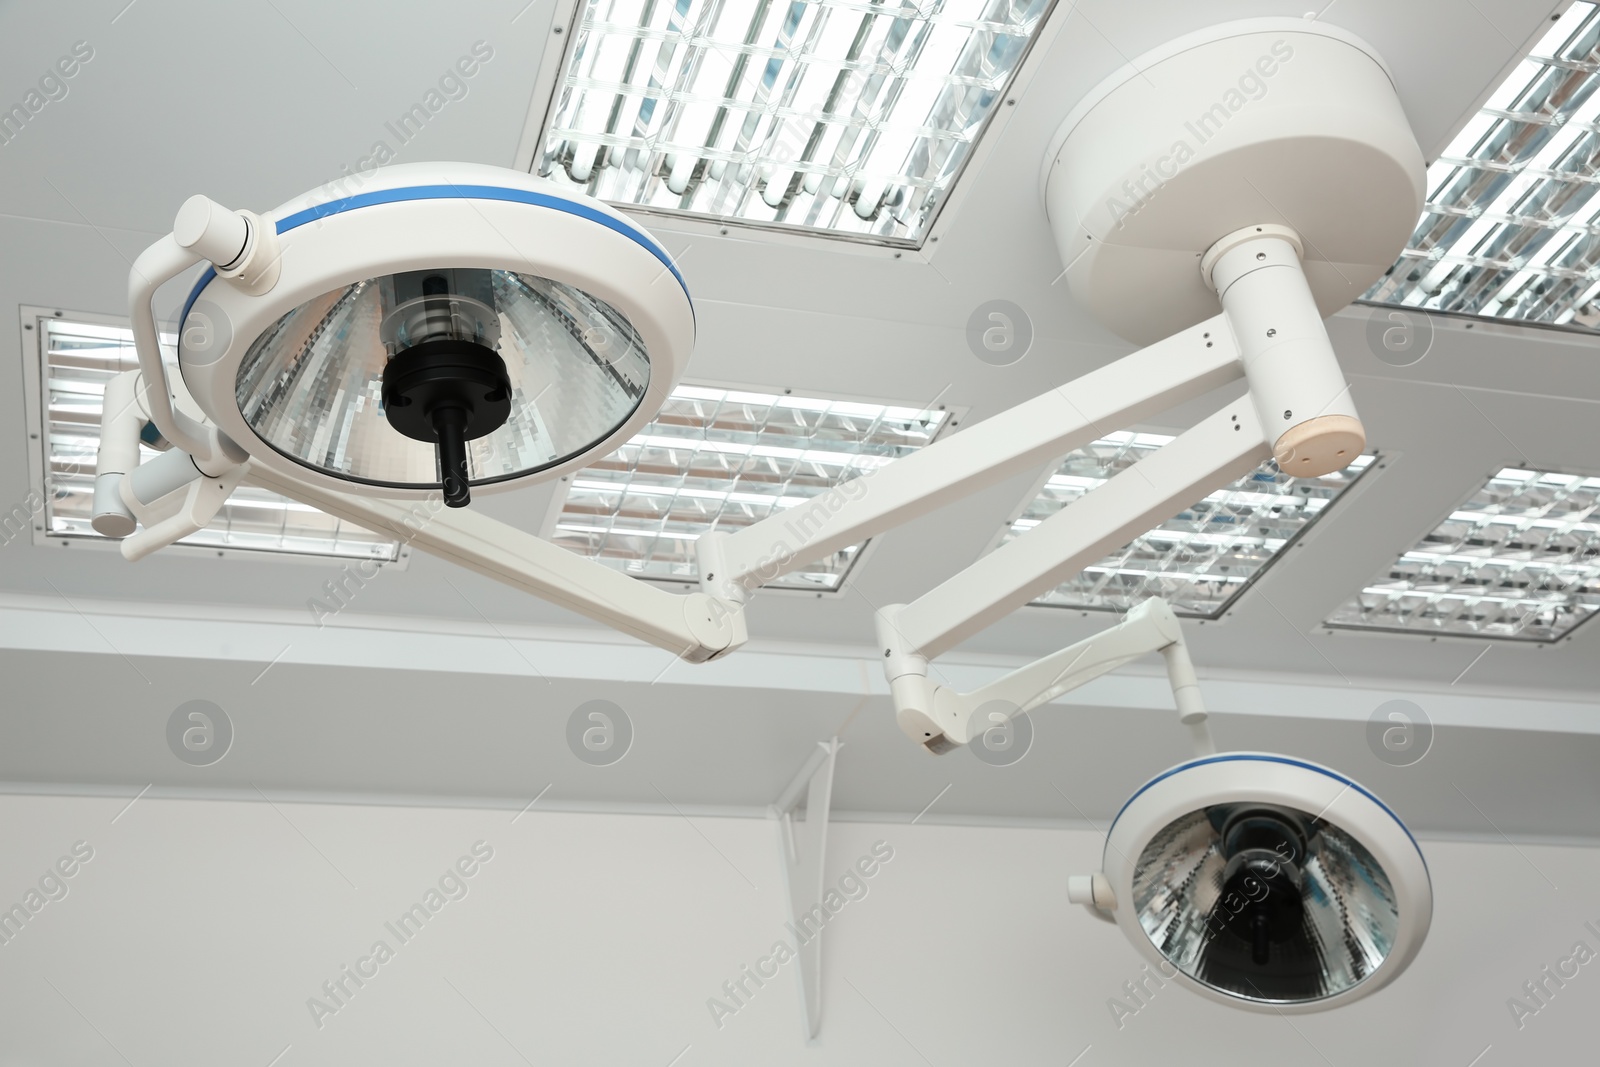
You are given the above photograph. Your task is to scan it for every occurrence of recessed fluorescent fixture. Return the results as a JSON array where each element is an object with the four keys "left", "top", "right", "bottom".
[
  {"left": 1364, "top": 2, "right": 1600, "bottom": 328},
  {"left": 551, "top": 385, "right": 950, "bottom": 589},
  {"left": 533, "top": 0, "right": 1054, "bottom": 244},
  {"left": 1326, "top": 467, "right": 1600, "bottom": 642},
  {"left": 36, "top": 317, "right": 400, "bottom": 561},
  {"left": 1005, "top": 433, "right": 1373, "bottom": 617}
]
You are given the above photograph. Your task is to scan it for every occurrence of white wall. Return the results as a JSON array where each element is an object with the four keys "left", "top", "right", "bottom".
[{"left": 0, "top": 793, "right": 1593, "bottom": 1065}]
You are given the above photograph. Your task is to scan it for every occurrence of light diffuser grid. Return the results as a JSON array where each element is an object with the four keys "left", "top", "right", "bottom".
[
  {"left": 1364, "top": 2, "right": 1600, "bottom": 328},
  {"left": 1004, "top": 432, "right": 1373, "bottom": 618},
  {"left": 536, "top": 0, "right": 1053, "bottom": 244},
  {"left": 40, "top": 318, "right": 400, "bottom": 561},
  {"left": 551, "top": 385, "right": 949, "bottom": 588},
  {"left": 1326, "top": 467, "right": 1600, "bottom": 642}
]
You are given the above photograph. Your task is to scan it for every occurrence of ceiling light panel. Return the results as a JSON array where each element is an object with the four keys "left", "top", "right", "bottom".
[
  {"left": 535, "top": 0, "right": 1053, "bottom": 244},
  {"left": 551, "top": 385, "right": 950, "bottom": 589},
  {"left": 1005, "top": 433, "right": 1373, "bottom": 618},
  {"left": 1326, "top": 467, "right": 1600, "bottom": 642},
  {"left": 1364, "top": 2, "right": 1600, "bottom": 328},
  {"left": 40, "top": 319, "right": 400, "bottom": 561}
]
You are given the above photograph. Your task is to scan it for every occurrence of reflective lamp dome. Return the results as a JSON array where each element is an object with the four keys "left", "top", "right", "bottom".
[
  {"left": 1101, "top": 753, "right": 1431, "bottom": 1012},
  {"left": 234, "top": 268, "right": 649, "bottom": 503},
  {"left": 1131, "top": 802, "right": 1396, "bottom": 1003},
  {"left": 172, "top": 162, "right": 694, "bottom": 505}
]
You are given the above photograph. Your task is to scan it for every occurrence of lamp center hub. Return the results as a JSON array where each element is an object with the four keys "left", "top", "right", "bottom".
[{"left": 381, "top": 338, "right": 512, "bottom": 507}]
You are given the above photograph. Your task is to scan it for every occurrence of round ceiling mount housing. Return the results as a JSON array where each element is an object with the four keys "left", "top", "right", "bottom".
[
  {"left": 176, "top": 162, "right": 695, "bottom": 504},
  {"left": 1101, "top": 752, "right": 1432, "bottom": 1012},
  {"left": 1041, "top": 19, "right": 1425, "bottom": 344}
]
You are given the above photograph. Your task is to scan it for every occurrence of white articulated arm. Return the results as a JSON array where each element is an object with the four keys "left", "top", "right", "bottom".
[
  {"left": 706, "top": 225, "right": 1359, "bottom": 613},
  {"left": 127, "top": 236, "right": 248, "bottom": 472},
  {"left": 845, "top": 227, "right": 1355, "bottom": 763},
  {"left": 963, "top": 598, "right": 1185, "bottom": 719},
  {"left": 126, "top": 194, "right": 280, "bottom": 470},
  {"left": 246, "top": 464, "right": 748, "bottom": 663},
  {"left": 878, "top": 598, "right": 1213, "bottom": 755},
  {"left": 109, "top": 194, "right": 288, "bottom": 553},
  {"left": 867, "top": 387, "right": 1268, "bottom": 755},
  {"left": 94, "top": 365, "right": 258, "bottom": 559},
  {"left": 91, "top": 368, "right": 143, "bottom": 537},
  {"left": 698, "top": 313, "right": 1245, "bottom": 602},
  {"left": 891, "top": 395, "right": 1271, "bottom": 661},
  {"left": 118, "top": 458, "right": 252, "bottom": 562}
]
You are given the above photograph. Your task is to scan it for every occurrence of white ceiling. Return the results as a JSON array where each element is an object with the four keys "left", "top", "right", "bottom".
[{"left": 0, "top": 0, "right": 1593, "bottom": 842}]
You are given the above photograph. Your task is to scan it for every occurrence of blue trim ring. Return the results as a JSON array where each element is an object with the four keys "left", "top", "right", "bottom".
[
  {"left": 179, "top": 184, "right": 690, "bottom": 334},
  {"left": 1108, "top": 753, "right": 1428, "bottom": 873}
]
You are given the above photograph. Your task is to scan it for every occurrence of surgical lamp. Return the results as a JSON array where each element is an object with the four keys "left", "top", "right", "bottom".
[{"left": 95, "top": 18, "right": 1430, "bottom": 1010}]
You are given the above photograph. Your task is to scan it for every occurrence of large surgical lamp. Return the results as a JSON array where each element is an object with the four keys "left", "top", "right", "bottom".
[
  {"left": 99, "top": 18, "right": 1432, "bottom": 1008},
  {"left": 874, "top": 596, "right": 1431, "bottom": 1011},
  {"left": 95, "top": 162, "right": 693, "bottom": 552},
  {"left": 1099, "top": 749, "right": 1430, "bottom": 1010}
]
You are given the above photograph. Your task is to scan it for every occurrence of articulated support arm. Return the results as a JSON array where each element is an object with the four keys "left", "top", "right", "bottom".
[
  {"left": 877, "top": 597, "right": 1215, "bottom": 757},
  {"left": 246, "top": 463, "right": 748, "bottom": 662},
  {"left": 117, "top": 450, "right": 252, "bottom": 562},
  {"left": 758, "top": 226, "right": 1350, "bottom": 770},
  {"left": 126, "top": 193, "right": 280, "bottom": 469},
  {"left": 98, "top": 195, "right": 282, "bottom": 556},
  {"left": 696, "top": 313, "right": 1245, "bottom": 605},
  {"left": 92, "top": 367, "right": 254, "bottom": 561},
  {"left": 700, "top": 225, "right": 1361, "bottom": 606}
]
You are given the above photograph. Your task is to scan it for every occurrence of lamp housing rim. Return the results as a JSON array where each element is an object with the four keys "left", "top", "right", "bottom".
[
  {"left": 1102, "top": 750, "right": 1432, "bottom": 1014},
  {"left": 173, "top": 162, "right": 695, "bottom": 500}
]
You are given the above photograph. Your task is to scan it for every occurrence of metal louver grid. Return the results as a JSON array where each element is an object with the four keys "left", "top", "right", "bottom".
[
  {"left": 1004, "top": 432, "right": 1373, "bottom": 618},
  {"left": 40, "top": 318, "right": 399, "bottom": 561},
  {"left": 1326, "top": 466, "right": 1600, "bottom": 642},
  {"left": 551, "top": 385, "right": 949, "bottom": 589},
  {"left": 536, "top": 0, "right": 1053, "bottom": 244},
  {"left": 1364, "top": 2, "right": 1600, "bottom": 328}
]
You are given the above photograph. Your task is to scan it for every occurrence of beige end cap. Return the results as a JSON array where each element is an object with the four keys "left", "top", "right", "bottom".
[{"left": 1273, "top": 414, "right": 1366, "bottom": 477}]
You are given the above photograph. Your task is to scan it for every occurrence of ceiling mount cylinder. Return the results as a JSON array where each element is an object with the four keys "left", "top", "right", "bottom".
[{"left": 1203, "top": 225, "right": 1366, "bottom": 477}]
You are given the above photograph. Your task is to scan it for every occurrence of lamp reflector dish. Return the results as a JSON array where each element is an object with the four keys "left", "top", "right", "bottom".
[
  {"left": 1132, "top": 803, "right": 1398, "bottom": 1004},
  {"left": 235, "top": 269, "right": 650, "bottom": 491}
]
